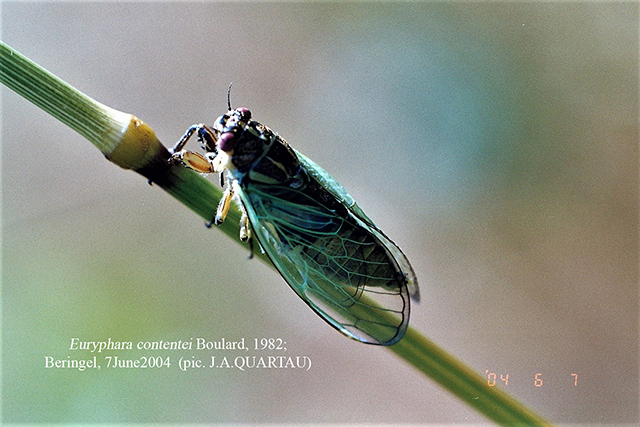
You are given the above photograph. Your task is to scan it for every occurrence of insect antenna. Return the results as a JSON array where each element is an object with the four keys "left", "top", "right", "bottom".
[{"left": 227, "top": 82, "right": 233, "bottom": 111}]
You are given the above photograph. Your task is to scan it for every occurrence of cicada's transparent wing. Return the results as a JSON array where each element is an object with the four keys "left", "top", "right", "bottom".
[
  {"left": 237, "top": 167, "right": 417, "bottom": 345},
  {"left": 295, "top": 150, "right": 420, "bottom": 301}
]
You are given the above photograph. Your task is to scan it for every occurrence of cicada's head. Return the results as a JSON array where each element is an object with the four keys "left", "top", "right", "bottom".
[
  {"left": 210, "top": 107, "right": 253, "bottom": 154},
  {"left": 210, "top": 107, "right": 282, "bottom": 180}
]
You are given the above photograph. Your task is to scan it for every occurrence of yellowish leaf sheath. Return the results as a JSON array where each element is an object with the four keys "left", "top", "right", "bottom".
[{"left": 105, "top": 115, "right": 165, "bottom": 171}]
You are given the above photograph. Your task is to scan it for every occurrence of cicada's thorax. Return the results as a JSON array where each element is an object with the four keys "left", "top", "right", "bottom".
[{"left": 210, "top": 108, "right": 300, "bottom": 185}]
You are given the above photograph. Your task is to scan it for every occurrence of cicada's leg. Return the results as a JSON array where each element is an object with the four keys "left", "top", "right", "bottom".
[
  {"left": 181, "top": 151, "right": 216, "bottom": 173},
  {"left": 169, "top": 124, "right": 203, "bottom": 155},
  {"left": 209, "top": 181, "right": 233, "bottom": 227},
  {"left": 196, "top": 126, "right": 216, "bottom": 153},
  {"left": 152, "top": 125, "right": 205, "bottom": 185},
  {"left": 247, "top": 238, "right": 254, "bottom": 260},
  {"left": 169, "top": 124, "right": 219, "bottom": 173},
  {"left": 238, "top": 207, "right": 255, "bottom": 259},
  {"left": 239, "top": 209, "right": 251, "bottom": 242}
]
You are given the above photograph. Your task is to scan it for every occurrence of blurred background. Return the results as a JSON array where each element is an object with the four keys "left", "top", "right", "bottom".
[{"left": 2, "top": 2, "right": 637, "bottom": 425}]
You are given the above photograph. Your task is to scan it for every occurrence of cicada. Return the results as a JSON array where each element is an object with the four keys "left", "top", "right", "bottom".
[{"left": 169, "top": 90, "right": 420, "bottom": 345}]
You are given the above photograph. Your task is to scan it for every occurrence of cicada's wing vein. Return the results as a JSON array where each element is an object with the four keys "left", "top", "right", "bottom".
[
  {"left": 295, "top": 151, "right": 420, "bottom": 301},
  {"left": 237, "top": 176, "right": 412, "bottom": 345}
]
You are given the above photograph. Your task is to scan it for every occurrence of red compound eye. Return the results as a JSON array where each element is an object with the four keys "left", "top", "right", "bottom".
[
  {"left": 218, "top": 132, "right": 236, "bottom": 153},
  {"left": 237, "top": 107, "right": 251, "bottom": 121}
]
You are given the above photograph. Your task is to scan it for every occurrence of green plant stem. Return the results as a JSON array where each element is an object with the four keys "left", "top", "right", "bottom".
[
  {"left": 0, "top": 43, "right": 130, "bottom": 154},
  {"left": 0, "top": 41, "right": 551, "bottom": 426},
  {"left": 391, "top": 327, "right": 550, "bottom": 424}
]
